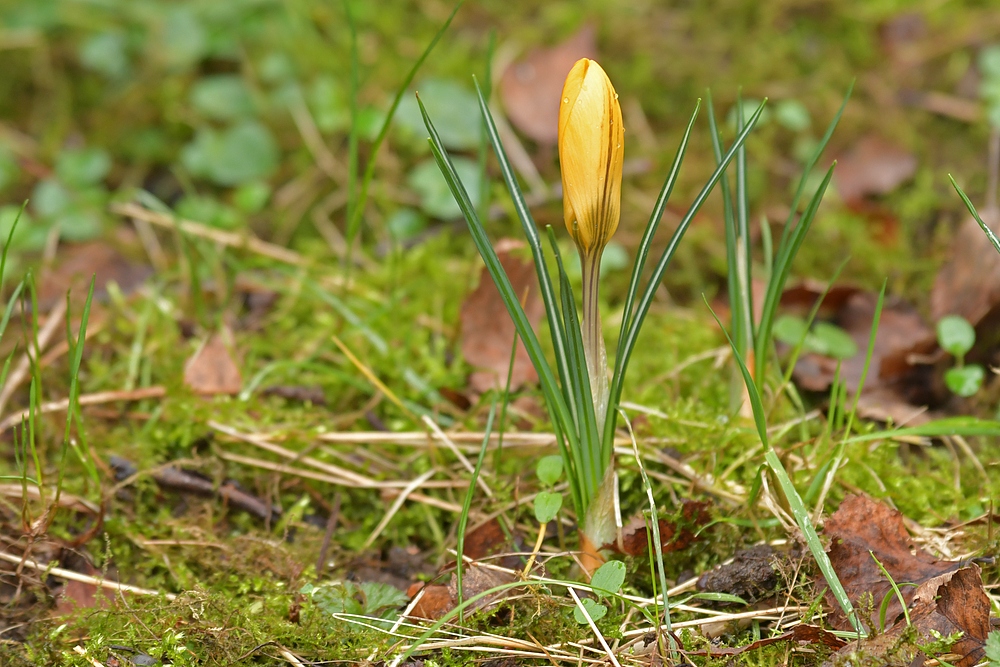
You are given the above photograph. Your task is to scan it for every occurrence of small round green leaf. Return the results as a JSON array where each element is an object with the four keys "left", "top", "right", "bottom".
[
  {"left": 811, "top": 322, "right": 858, "bottom": 359},
  {"left": 774, "top": 99, "right": 811, "bottom": 132},
  {"left": 407, "top": 157, "right": 481, "bottom": 219},
  {"left": 533, "top": 491, "right": 562, "bottom": 524},
  {"left": 386, "top": 208, "right": 427, "bottom": 241},
  {"left": 937, "top": 315, "right": 976, "bottom": 357},
  {"left": 190, "top": 75, "right": 255, "bottom": 121},
  {"left": 233, "top": 181, "right": 271, "bottom": 213},
  {"left": 396, "top": 79, "right": 482, "bottom": 150},
  {"left": 773, "top": 314, "right": 809, "bottom": 346},
  {"left": 56, "top": 148, "right": 111, "bottom": 187},
  {"left": 945, "top": 365, "right": 984, "bottom": 397},
  {"left": 79, "top": 32, "right": 129, "bottom": 79},
  {"left": 590, "top": 560, "right": 626, "bottom": 599},
  {"left": 536, "top": 455, "right": 563, "bottom": 486},
  {"left": 573, "top": 598, "right": 607, "bottom": 625},
  {"left": 181, "top": 122, "right": 279, "bottom": 186}
]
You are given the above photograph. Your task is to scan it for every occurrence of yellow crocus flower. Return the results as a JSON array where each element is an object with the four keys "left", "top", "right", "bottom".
[{"left": 558, "top": 58, "right": 625, "bottom": 257}]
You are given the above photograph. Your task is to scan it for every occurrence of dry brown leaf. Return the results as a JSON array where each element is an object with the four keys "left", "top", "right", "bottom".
[
  {"left": 183, "top": 332, "right": 243, "bottom": 396},
  {"left": 407, "top": 564, "right": 518, "bottom": 620},
  {"left": 460, "top": 239, "right": 544, "bottom": 393},
  {"left": 609, "top": 500, "right": 710, "bottom": 557},
  {"left": 930, "top": 207, "right": 1000, "bottom": 326},
  {"left": 447, "top": 563, "right": 517, "bottom": 615},
  {"left": 789, "top": 289, "right": 937, "bottom": 423},
  {"left": 835, "top": 135, "right": 917, "bottom": 205},
  {"left": 499, "top": 27, "right": 597, "bottom": 144},
  {"left": 826, "top": 566, "right": 990, "bottom": 667},
  {"left": 38, "top": 240, "right": 151, "bottom": 310},
  {"left": 821, "top": 494, "right": 964, "bottom": 633},
  {"left": 55, "top": 560, "right": 112, "bottom": 615},
  {"left": 408, "top": 582, "right": 453, "bottom": 620},
  {"left": 462, "top": 518, "right": 523, "bottom": 570}
]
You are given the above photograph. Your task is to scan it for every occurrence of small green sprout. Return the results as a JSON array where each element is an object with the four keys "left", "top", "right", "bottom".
[
  {"left": 573, "top": 560, "right": 625, "bottom": 624},
  {"left": 936, "top": 314, "right": 984, "bottom": 397}
]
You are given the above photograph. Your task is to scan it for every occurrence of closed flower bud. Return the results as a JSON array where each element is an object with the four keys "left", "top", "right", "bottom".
[{"left": 558, "top": 58, "right": 624, "bottom": 257}]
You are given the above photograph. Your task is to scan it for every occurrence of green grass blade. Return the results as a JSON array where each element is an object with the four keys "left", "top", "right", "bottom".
[
  {"left": 456, "top": 398, "right": 497, "bottom": 621},
  {"left": 473, "top": 78, "right": 573, "bottom": 404},
  {"left": 54, "top": 276, "right": 100, "bottom": 515},
  {"left": 706, "top": 93, "right": 745, "bottom": 356},
  {"left": 345, "top": 0, "right": 463, "bottom": 244},
  {"left": 621, "top": 410, "right": 674, "bottom": 646},
  {"left": 0, "top": 282, "right": 25, "bottom": 345},
  {"left": 735, "top": 95, "right": 754, "bottom": 344},
  {"left": 0, "top": 201, "right": 26, "bottom": 296},
  {"left": 418, "top": 95, "right": 580, "bottom": 457},
  {"left": 949, "top": 175, "right": 1000, "bottom": 255},
  {"left": 344, "top": 0, "right": 360, "bottom": 238},
  {"left": 615, "top": 101, "right": 700, "bottom": 361},
  {"left": 475, "top": 32, "right": 496, "bottom": 225},
  {"left": 705, "top": 297, "right": 864, "bottom": 636},
  {"left": 548, "top": 229, "right": 601, "bottom": 503},
  {"left": 605, "top": 100, "right": 767, "bottom": 447},
  {"left": 842, "top": 417, "right": 1000, "bottom": 443},
  {"left": 841, "top": 280, "right": 885, "bottom": 437},
  {"left": 778, "top": 82, "right": 853, "bottom": 251},
  {"left": 754, "top": 163, "right": 836, "bottom": 382}
]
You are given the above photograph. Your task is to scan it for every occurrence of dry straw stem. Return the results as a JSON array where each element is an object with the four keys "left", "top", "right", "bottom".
[
  {"left": 0, "top": 386, "right": 165, "bottom": 434},
  {"left": 371, "top": 556, "right": 810, "bottom": 663},
  {"left": 111, "top": 202, "right": 307, "bottom": 267},
  {"left": 0, "top": 550, "right": 175, "bottom": 599}
]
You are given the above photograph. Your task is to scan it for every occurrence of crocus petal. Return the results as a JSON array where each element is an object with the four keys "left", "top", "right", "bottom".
[{"left": 558, "top": 58, "right": 624, "bottom": 256}]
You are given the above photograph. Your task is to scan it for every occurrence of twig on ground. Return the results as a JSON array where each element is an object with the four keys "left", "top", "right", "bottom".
[
  {"left": 0, "top": 386, "right": 166, "bottom": 434},
  {"left": 111, "top": 202, "right": 308, "bottom": 267}
]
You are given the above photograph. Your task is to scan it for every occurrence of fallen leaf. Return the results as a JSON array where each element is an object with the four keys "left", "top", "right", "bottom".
[
  {"left": 408, "top": 582, "right": 453, "bottom": 620},
  {"left": 610, "top": 500, "right": 710, "bottom": 557},
  {"left": 834, "top": 135, "right": 917, "bottom": 205},
  {"left": 38, "top": 240, "right": 152, "bottom": 311},
  {"left": 183, "top": 331, "right": 243, "bottom": 396},
  {"left": 55, "top": 559, "right": 112, "bottom": 615},
  {"left": 462, "top": 518, "right": 524, "bottom": 570},
  {"left": 447, "top": 563, "right": 517, "bottom": 615},
  {"left": 499, "top": 27, "right": 597, "bottom": 144},
  {"left": 826, "top": 566, "right": 990, "bottom": 667},
  {"left": 788, "top": 289, "right": 937, "bottom": 423},
  {"left": 821, "top": 494, "right": 964, "bottom": 633},
  {"left": 930, "top": 207, "right": 1000, "bottom": 327},
  {"left": 460, "top": 240, "right": 544, "bottom": 393},
  {"left": 406, "top": 564, "right": 518, "bottom": 620}
]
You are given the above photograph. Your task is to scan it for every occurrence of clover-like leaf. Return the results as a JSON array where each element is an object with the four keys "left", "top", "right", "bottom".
[
  {"left": 573, "top": 597, "right": 607, "bottom": 625},
  {"left": 536, "top": 455, "right": 563, "bottom": 486},
  {"left": 533, "top": 491, "right": 562, "bottom": 524},
  {"left": 945, "top": 365, "right": 984, "bottom": 397},
  {"left": 590, "top": 560, "right": 626, "bottom": 599},
  {"left": 937, "top": 315, "right": 976, "bottom": 358}
]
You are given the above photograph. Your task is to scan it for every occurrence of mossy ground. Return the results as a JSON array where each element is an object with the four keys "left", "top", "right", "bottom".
[{"left": 1, "top": 1, "right": 999, "bottom": 665}]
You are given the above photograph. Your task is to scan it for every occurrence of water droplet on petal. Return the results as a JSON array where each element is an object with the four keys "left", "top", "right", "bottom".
[{"left": 563, "top": 97, "right": 570, "bottom": 104}]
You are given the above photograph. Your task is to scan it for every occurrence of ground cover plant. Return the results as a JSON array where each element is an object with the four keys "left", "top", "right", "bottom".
[{"left": 0, "top": 1, "right": 999, "bottom": 665}]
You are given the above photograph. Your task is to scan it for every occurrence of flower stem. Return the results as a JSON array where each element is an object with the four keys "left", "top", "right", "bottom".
[{"left": 580, "top": 250, "right": 609, "bottom": 436}]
